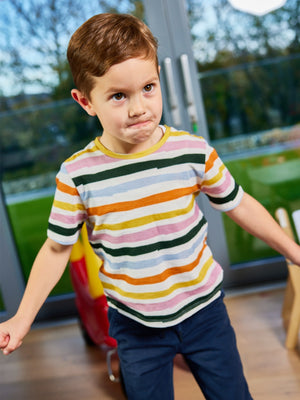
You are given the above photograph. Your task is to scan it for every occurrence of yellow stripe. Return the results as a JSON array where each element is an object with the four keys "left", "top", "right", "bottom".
[
  {"left": 94, "top": 194, "right": 196, "bottom": 231},
  {"left": 202, "top": 164, "right": 225, "bottom": 186},
  {"left": 169, "top": 129, "right": 204, "bottom": 140},
  {"left": 66, "top": 144, "right": 99, "bottom": 162},
  {"left": 102, "top": 256, "right": 214, "bottom": 300},
  {"left": 53, "top": 199, "right": 85, "bottom": 212}
]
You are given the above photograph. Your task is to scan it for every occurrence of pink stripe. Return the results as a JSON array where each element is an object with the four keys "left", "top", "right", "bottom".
[
  {"left": 49, "top": 211, "right": 85, "bottom": 225},
  {"left": 158, "top": 138, "right": 206, "bottom": 153},
  {"left": 91, "top": 204, "right": 200, "bottom": 244},
  {"left": 67, "top": 153, "right": 117, "bottom": 173},
  {"left": 107, "top": 262, "right": 222, "bottom": 312},
  {"left": 202, "top": 170, "right": 232, "bottom": 195}
]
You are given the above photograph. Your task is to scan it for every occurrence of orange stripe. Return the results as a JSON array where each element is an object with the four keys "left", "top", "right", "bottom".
[
  {"left": 87, "top": 184, "right": 200, "bottom": 216},
  {"left": 205, "top": 149, "right": 218, "bottom": 173},
  {"left": 56, "top": 179, "right": 79, "bottom": 196},
  {"left": 100, "top": 244, "right": 207, "bottom": 285}
]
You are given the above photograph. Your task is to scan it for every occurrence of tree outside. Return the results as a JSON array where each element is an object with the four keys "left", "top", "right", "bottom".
[
  {"left": 0, "top": 0, "right": 144, "bottom": 182},
  {"left": 187, "top": 0, "right": 300, "bottom": 140}
]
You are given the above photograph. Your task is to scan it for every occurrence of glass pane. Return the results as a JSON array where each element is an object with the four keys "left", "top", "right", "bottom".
[
  {"left": 0, "top": 1, "right": 144, "bottom": 296},
  {"left": 187, "top": 0, "right": 300, "bottom": 265}
]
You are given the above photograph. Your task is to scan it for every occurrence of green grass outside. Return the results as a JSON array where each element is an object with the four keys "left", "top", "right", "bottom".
[
  {"left": 223, "top": 146, "right": 300, "bottom": 264},
  {"left": 6, "top": 196, "right": 74, "bottom": 296}
]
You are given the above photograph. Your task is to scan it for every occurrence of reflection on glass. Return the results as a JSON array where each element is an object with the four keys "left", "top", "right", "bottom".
[
  {"left": 0, "top": 1, "right": 144, "bottom": 295},
  {"left": 187, "top": 0, "right": 300, "bottom": 265},
  {"left": 1, "top": 89, "right": 100, "bottom": 297}
]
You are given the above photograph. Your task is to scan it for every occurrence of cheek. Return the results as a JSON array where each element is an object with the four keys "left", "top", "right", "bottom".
[
  {"left": 99, "top": 109, "right": 124, "bottom": 130},
  {"left": 153, "top": 95, "right": 163, "bottom": 117},
  {"left": 111, "top": 112, "right": 125, "bottom": 128}
]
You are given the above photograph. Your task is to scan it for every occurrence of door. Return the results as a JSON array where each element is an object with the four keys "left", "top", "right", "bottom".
[
  {"left": 144, "top": 0, "right": 293, "bottom": 288},
  {"left": 0, "top": 184, "right": 76, "bottom": 322},
  {"left": 0, "top": 189, "right": 24, "bottom": 321}
]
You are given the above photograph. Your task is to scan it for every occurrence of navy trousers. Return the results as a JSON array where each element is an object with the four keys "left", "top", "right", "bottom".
[{"left": 108, "top": 294, "right": 253, "bottom": 400}]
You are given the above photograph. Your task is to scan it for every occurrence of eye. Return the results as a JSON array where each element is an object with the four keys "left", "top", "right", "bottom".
[
  {"left": 112, "top": 92, "right": 125, "bottom": 101},
  {"left": 143, "top": 84, "right": 154, "bottom": 93}
]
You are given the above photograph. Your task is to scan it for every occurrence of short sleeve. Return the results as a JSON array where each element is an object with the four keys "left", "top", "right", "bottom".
[
  {"left": 47, "top": 163, "right": 87, "bottom": 245},
  {"left": 200, "top": 141, "right": 244, "bottom": 212}
]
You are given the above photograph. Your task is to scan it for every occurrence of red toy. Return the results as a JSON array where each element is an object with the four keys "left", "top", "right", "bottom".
[
  {"left": 69, "top": 225, "right": 120, "bottom": 383},
  {"left": 69, "top": 225, "right": 117, "bottom": 348}
]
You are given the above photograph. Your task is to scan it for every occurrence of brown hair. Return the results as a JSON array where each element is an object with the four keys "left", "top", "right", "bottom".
[{"left": 67, "top": 13, "right": 158, "bottom": 99}]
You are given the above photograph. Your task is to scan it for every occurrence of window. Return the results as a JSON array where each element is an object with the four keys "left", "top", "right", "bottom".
[
  {"left": 187, "top": 0, "right": 300, "bottom": 264},
  {"left": 0, "top": 0, "right": 144, "bottom": 296}
]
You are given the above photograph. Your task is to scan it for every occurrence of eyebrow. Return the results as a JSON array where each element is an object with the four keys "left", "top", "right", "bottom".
[{"left": 105, "top": 76, "right": 160, "bottom": 96}]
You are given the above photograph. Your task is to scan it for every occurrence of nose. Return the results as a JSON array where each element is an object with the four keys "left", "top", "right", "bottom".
[{"left": 128, "top": 94, "right": 146, "bottom": 118}]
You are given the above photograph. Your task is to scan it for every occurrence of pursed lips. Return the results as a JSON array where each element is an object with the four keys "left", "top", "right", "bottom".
[{"left": 127, "top": 119, "right": 151, "bottom": 129}]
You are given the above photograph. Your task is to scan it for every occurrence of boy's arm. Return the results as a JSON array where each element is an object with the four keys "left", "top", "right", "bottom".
[
  {"left": 0, "top": 238, "right": 73, "bottom": 355},
  {"left": 225, "top": 192, "right": 300, "bottom": 267}
]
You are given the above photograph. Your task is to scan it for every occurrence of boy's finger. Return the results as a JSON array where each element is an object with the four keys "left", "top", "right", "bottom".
[
  {"left": 0, "top": 332, "right": 10, "bottom": 349},
  {"left": 2, "top": 339, "right": 22, "bottom": 355}
]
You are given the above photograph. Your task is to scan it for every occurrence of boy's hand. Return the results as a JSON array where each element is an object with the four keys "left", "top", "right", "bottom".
[
  {"left": 0, "top": 316, "right": 30, "bottom": 355},
  {"left": 226, "top": 192, "right": 300, "bottom": 267}
]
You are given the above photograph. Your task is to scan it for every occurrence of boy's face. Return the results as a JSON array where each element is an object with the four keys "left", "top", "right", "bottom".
[{"left": 72, "top": 57, "right": 163, "bottom": 154}]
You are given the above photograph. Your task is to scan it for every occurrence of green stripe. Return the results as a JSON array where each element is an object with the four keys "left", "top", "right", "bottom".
[
  {"left": 106, "top": 282, "right": 222, "bottom": 323},
  {"left": 91, "top": 215, "right": 207, "bottom": 256},
  {"left": 207, "top": 182, "right": 240, "bottom": 205},
  {"left": 73, "top": 153, "right": 205, "bottom": 186},
  {"left": 48, "top": 221, "right": 83, "bottom": 237}
]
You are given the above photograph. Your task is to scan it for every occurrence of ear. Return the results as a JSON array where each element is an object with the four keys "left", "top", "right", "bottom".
[{"left": 71, "top": 89, "right": 96, "bottom": 116}]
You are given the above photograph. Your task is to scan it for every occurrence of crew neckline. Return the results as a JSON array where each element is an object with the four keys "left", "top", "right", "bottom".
[{"left": 94, "top": 125, "right": 169, "bottom": 159}]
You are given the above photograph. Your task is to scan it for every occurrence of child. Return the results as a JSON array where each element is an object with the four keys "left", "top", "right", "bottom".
[{"left": 1, "top": 13, "right": 299, "bottom": 400}]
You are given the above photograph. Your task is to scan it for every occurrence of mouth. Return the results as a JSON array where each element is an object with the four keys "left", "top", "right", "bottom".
[{"left": 127, "top": 119, "right": 151, "bottom": 129}]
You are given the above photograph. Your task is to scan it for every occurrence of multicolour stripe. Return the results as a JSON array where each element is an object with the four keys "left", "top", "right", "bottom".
[{"left": 47, "top": 125, "right": 243, "bottom": 327}]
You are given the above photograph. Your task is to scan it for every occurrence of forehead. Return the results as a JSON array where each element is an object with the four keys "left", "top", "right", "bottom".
[{"left": 93, "top": 57, "right": 159, "bottom": 93}]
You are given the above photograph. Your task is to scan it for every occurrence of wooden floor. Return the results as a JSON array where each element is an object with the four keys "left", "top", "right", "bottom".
[{"left": 1, "top": 288, "right": 300, "bottom": 399}]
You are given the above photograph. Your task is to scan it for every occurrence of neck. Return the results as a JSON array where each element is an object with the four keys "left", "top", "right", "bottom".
[{"left": 100, "top": 126, "right": 163, "bottom": 154}]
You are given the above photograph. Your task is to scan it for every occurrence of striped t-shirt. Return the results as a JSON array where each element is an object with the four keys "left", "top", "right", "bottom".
[{"left": 48, "top": 125, "right": 243, "bottom": 327}]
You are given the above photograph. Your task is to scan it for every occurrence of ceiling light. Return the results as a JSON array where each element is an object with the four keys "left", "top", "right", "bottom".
[{"left": 228, "top": 0, "right": 287, "bottom": 16}]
